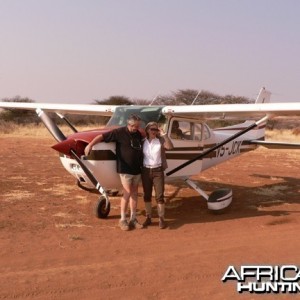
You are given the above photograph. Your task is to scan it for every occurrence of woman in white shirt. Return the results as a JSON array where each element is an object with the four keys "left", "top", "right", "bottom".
[{"left": 141, "top": 122, "right": 173, "bottom": 229}]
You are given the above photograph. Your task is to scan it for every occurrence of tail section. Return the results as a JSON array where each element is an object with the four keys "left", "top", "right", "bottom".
[
  {"left": 251, "top": 87, "right": 271, "bottom": 140},
  {"left": 255, "top": 87, "right": 271, "bottom": 103}
]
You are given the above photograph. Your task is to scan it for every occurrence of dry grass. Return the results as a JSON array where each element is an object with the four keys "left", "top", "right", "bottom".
[
  {"left": 42, "top": 183, "right": 77, "bottom": 196},
  {"left": 266, "top": 129, "right": 300, "bottom": 142},
  {"left": 2, "top": 191, "right": 35, "bottom": 202},
  {"left": 253, "top": 185, "right": 289, "bottom": 197},
  {"left": 55, "top": 222, "right": 92, "bottom": 228},
  {"left": 0, "top": 122, "right": 103, "bottom": 137}
]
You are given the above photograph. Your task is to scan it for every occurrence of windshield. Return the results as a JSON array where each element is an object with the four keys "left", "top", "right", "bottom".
[{"left": 107, "top": 106, "right": 166, "bottom": 128}]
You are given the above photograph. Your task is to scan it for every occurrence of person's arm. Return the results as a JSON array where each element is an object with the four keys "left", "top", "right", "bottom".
[
  {"left": 159, "top": 130, "right": 173, "bottom": 150},
  {"left": 84, "top": 134, "right": 104, "bottom": 156},
  {"left": 177, "top": 128, "right": 183, "bottom": 138}
]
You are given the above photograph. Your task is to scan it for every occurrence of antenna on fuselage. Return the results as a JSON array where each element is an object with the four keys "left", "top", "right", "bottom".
[
  {"left": 149, "top": 95, "right": 159, "bottom": 106},
  {"left": 191, "top": 90, "right": 201, "bottom": 105}
]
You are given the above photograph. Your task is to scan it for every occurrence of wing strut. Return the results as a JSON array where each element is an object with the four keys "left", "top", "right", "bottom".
[
  {"left": 166, "top": 115, "right": 269, "bottom": 176},
  {"left": 56, "top": 113, "right": 78, "bottom": 133}
]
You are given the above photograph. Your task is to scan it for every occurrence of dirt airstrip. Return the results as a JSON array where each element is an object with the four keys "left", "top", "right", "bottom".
[{"left": 0, "top": 135, "right": 300, "bottom": 299}]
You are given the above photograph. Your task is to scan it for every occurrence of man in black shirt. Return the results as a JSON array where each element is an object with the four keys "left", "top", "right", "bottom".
[{"left": 84, "top": 114, "right": 144, "bottom": 231}]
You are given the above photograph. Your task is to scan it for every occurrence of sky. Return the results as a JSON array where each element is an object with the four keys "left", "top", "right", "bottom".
[{"left": 1, "top": 0, "right": 300, "bottom": 103}]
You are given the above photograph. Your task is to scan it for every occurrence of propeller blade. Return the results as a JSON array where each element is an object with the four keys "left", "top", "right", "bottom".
[{"left": 36, "top": 108, "right": 66, "bottom": 142}]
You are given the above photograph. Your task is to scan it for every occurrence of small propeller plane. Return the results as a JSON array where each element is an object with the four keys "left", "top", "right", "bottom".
[{"left": 1, "top": 87, "right": 300, "bottom": 218}]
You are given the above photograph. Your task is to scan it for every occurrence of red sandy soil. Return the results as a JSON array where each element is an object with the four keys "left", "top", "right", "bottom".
[{"left": 0, "top": 136, "right": 300, "bottom": 299}]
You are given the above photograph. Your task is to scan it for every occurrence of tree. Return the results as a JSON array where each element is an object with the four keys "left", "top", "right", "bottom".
[
  {"left": 0, "top": 96, "right": 38, "bottom": 124},
  {"left": 94, "top": 96, "right": 133, "bottom": 105},
  {"left": 132, "top": 98, "right": 150, "bottom": 105},
  {"left": 151, "top": 89, "right": 253, "bottom": 105}
]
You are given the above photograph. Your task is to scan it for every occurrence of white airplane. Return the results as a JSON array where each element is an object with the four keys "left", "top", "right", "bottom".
[{"left": 1, "top": 87, "right": 300, "bottom": 218}]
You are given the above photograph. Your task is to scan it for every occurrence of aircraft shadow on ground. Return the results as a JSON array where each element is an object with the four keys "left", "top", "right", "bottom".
[{"left": 155, "top": 174, "right": 300, "bottom": 230}]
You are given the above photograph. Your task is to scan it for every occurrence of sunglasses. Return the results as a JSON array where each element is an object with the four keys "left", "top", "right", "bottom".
[
  {"left": 130, "top": 139, "right": 142, "bottom": 150},
  {"left": 149, "top": 128, "right": 159, "bottom": 132}
]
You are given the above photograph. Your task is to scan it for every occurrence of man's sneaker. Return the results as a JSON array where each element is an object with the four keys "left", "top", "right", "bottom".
[
  {"left": 159, "top": 217, "right": 167, "bottom": 229},
  {"left": 119, "top": 219, "right": 130, "bottom": 231},
  {"left": 129, "top": 219, "right": 144, "bottom": 229},
  {"left": 143, "top": 216, "right": 152, "bottom": 227}
]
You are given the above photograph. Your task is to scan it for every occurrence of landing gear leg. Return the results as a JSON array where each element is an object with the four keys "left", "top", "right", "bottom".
[
  {"left": 185, "top": 178, "right": 232, "bottom": 213},
  {"left": 184, "top": 178, "right": 209, "bottom": 200}
]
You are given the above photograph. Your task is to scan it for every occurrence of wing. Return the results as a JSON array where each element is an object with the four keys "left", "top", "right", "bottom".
[
  {"left": 0, "top": 102, "right": 117, "bottom": 116},
  {"left": 162, "top": 103, "right": 300, "bottom": 120}
]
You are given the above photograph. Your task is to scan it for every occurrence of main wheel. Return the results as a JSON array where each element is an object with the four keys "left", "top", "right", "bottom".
[
  {"left": 94, "top": 196, "right": 111, "bottom": 218},
  {"left": 207, "top": 188, "right": 232, "bottom": 214}
]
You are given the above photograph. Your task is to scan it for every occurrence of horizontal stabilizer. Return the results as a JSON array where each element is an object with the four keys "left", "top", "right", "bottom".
[{"left": 249, "top": 140, "right": 300, "bottom": 149}]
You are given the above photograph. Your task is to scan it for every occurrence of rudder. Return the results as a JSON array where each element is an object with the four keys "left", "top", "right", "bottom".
[{"left": 255, "top": 87, "right": 271, "bottom": 103}]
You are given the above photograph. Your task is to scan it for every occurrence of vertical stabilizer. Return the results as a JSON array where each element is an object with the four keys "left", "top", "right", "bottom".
[{"left": 255, "top": 87, "right": 271, "bottom": 103}]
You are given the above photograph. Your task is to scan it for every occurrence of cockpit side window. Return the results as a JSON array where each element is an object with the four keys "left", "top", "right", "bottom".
[
  {"left": 170, "top": 120, "right": 184, "bottom": 139},
  {"left": 169, "top": 120, "right": 206, "bottom": 141},
  {"left": 194, "top": 123, "right": 202, "bottom": 140},
  {"left": 203, "top": 124, "right": 211, "bottom": 140}
]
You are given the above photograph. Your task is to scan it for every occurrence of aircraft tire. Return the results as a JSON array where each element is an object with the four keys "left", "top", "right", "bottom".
[
  {"left": 94, "top": 196, "right": 111, "bottom": 218},
  {"left": 207, "top": 188, "right": 232, "bottom": 214}
]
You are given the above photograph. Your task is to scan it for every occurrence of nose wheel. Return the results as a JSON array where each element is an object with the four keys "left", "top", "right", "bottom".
[{"left": 94, "top": 196, "right": 111, "bottom": 218}]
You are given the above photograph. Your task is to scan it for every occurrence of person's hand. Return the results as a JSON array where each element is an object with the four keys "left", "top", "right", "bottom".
[
  {"left": 84, "top": 144, "right": 92, "bottom": 156},
  {"left": 159, "top": 128, "right": 166, "bottom": 136}
]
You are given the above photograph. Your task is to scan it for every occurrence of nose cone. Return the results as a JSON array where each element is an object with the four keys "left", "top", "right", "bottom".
[
  {"left": 51, "top": 128, "right": 112, "bottom": 156},
  {"left": 52, "top": 138, "right": 87, "bottom": 157}
]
